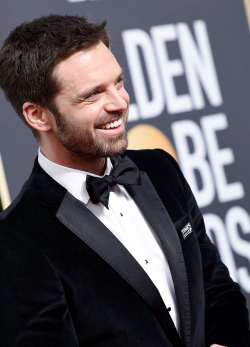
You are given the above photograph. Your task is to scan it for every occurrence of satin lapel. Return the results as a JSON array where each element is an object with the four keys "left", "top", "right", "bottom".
[
  {"left": 126, "top": 172, "right": 191, "bottom": 347},
  {"left": 56, "top": 192, "right": 183, "bottom": 347}
]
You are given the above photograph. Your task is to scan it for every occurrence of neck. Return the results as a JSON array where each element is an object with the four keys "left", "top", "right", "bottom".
[
  {"left": 39, "top": 130, "right": 108, "bottom": 175},
  {"left": 40, "top": 143, "right": 107, "bottom": 176}
]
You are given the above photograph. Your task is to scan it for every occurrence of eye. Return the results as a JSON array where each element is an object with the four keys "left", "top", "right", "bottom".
[
  {"left": 86, "top": 90, "right": 100, "bottom": 100},
  {"left": 116, "top": 76, "right": 126, "bottom": 87}
]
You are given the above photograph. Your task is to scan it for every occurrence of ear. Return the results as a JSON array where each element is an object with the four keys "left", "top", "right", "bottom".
[{"left": 23, "top": 102, "right": 53, "bottom": 133}]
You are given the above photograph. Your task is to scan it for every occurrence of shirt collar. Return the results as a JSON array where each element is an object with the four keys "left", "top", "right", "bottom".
[{"left": 38, "top": 148, "right": 112, "bottom": 204}]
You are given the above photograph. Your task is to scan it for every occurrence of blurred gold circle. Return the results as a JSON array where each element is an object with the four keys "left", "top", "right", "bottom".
[{"left": 127, "top": 124, "right": 178, "bottom": 162}]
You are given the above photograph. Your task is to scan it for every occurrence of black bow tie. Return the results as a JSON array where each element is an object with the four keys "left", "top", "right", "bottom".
[{"left": 86, "top": 156, "right": 141, "bottom": 209}]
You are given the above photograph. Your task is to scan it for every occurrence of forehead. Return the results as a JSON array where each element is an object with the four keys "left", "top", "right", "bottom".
[{"left": 54, "top": 42, "right": 121, "bottom": 92}]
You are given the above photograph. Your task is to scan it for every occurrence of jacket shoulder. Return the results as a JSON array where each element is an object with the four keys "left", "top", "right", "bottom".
[{"left": 126, "top": 149, "right": 189, "bottom": 221}]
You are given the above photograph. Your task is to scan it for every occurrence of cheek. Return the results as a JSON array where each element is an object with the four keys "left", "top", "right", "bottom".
[{"left": 81, "top": 105, "right": 102, "bottom": 126}]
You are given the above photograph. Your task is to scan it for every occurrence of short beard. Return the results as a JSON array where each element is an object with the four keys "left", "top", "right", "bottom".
[{"left": 49, "top": 103, "right": 128, "bottom": 159}]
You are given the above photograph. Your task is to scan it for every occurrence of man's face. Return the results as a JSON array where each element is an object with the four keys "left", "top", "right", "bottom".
[{"left": 51, "top": 42, "right": 130, "bottom": 158}]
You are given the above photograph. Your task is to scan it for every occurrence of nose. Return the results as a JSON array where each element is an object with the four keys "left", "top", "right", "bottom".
[{"left": 104, "top": 87, "right": 129, "bottom": 113}]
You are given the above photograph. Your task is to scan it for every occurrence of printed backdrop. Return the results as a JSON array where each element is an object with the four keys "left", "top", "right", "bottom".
[{"left": 1, "top": 0, "right": 250, "bottom": 310}]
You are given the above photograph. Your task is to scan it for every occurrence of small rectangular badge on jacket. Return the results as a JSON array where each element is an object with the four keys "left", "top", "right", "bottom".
[{"left": 180, "top": 222, "right": 193, "bottom": 240}]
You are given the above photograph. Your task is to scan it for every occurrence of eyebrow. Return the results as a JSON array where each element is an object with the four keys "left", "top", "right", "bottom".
[{"left": 73, "top": 68, "right": 125, "bottom": 102}]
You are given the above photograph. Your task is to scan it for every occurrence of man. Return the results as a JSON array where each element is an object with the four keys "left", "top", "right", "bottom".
[{"left": 0, "top": 15, "right": 249, "bottom": 347}]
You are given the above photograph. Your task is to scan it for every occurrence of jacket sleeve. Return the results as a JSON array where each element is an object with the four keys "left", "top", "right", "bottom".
[
  {"left": 157, "top": 149, "right": 250, "bottom": 347},
  {"left": 0, "top": 229, "right": 79, "bottom": 347}
]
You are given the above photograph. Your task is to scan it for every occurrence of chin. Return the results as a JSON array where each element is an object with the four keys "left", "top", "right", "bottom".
[{"left": 94, "top": 137, "right": 128, "bottom": 158}]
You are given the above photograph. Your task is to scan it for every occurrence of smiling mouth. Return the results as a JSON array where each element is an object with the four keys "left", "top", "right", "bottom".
[{"left": 97, "top": 118, "right": 122, "bottom": 130}]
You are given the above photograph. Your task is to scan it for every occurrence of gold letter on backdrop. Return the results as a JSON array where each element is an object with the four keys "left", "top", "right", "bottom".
[
  {"left": 244, "top": 0, "right": 250, "bottom": 31},
  {"left": 0, "top": 153, "right": 11, "bottom": 211}
]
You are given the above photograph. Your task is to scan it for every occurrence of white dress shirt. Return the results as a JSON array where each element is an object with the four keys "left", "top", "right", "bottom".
[{"left": 38, "top": 148, "right": 180, "bottom": 332}]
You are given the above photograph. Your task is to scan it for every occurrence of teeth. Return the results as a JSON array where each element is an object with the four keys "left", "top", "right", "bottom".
[{"left": 101, "top": 118, "right": 122, "bottom": 129}]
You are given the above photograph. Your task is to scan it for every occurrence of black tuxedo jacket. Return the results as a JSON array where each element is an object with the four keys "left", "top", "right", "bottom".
[{"left": 0, "top": 149, "right": 249, "bottom": 347}]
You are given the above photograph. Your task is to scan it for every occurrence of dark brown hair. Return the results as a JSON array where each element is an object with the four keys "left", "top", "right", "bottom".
[{"left": 0, "top": 15, "right": 109, "bottom": 139}]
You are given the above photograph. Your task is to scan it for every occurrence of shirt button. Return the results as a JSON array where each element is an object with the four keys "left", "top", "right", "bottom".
[
  {"left": 120, "top": 213, "right": 123, "bottom": 217},
  {"left": 145, "top": 260, "right": 148, "bottom": 264}
]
